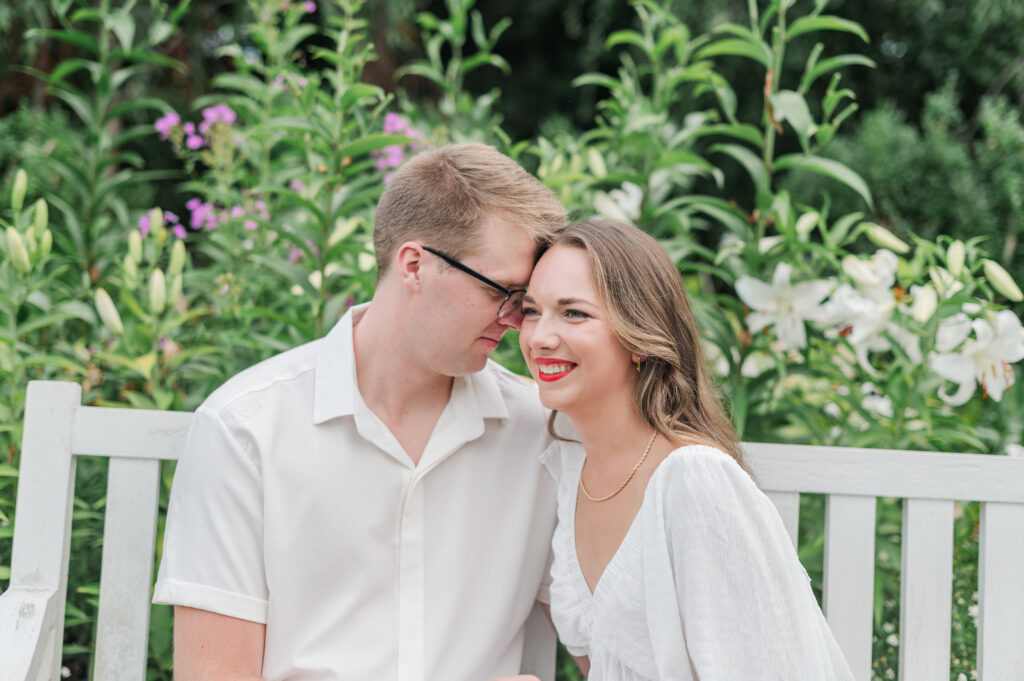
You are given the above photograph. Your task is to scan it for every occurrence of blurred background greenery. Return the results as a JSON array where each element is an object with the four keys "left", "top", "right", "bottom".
[{"left": 2, "top": 1, "right": 1022, "bottom": 679}]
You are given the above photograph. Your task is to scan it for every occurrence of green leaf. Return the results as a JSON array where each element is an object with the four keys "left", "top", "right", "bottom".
[
  {"left": 571, "top": 73, "right": 623, "bottom": 92},
  {"left": 212, "top": 72, "right": 268, "bottom": 99},
  {"left": 694, "top": 38, "right": 771, "bottom": 68},
  {"left": 606, "top": 29, "right": 648, "bottom": 52},
  {"left": 788, "top": 15, "right": 869, "bottom": 43},
  {"left": 19, "top": 354, "right": 87, "bottom": 374},
  {"left": 0, "top": 464, "right": 18, "bottom": 477},
  {"left": 775, "top": 154, "right": 874, "bottom": 209},
  {"left": 686, "top": 124, "right": 764, "bottom": 147},
  {"left": 340, "top": 83, "right": 384, "bottom": 109},
  {"left": 25, "top": 28, "right": 99, "bottom": 54},
  {"left": 338, "top": 134, "right": 418, "bottom": 160},
  {"left": 800, "top": 54, "right": 875, "bottom": 92},
  {"left": 710, "top": 143, "right": 769, "bottom": 194},
  {"left": 278, "top": 24, "right": 319, "bottom": 59},
  {"left": 108, "top": 9, "right": 136, "bottom": 51}
]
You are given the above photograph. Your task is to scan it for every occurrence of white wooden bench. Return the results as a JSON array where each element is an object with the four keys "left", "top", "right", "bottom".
[{"left": 1, "top": 380, "right": 1023, "bottom": 681}]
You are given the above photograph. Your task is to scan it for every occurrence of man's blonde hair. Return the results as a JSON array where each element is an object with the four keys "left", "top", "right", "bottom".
[{"left": 373, "top": 143, "right": 567, "bottom": 278}]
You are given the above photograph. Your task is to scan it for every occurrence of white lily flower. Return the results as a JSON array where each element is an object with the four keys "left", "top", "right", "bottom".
[
  {"left": 601, "top": 181, "right": 644, "bottom": 222},
  {"left": 928, "top": 310, "right": 1024, "bottom": 405},
  {"left": 736, "top": 263, "right": 834, "bottom": 350},
  {"left": 820, "top": 250, "right": 920, "bottom": 374}
]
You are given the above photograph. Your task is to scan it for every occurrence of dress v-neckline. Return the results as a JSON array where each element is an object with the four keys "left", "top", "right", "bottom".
[{"left": 570, "top": 453, "right": 650, "bottom": 598}]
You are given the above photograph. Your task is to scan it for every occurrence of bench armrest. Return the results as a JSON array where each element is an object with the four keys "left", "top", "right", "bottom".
[{"left": 0, "top": 586, "right": 60, "bottom": 681}]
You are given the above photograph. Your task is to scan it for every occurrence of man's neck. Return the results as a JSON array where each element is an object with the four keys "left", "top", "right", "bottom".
[{"left": 351, "top": 299, "right": 454, "bottom": 464}]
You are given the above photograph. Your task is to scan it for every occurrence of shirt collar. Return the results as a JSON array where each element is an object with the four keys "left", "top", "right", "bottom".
[{"left": 313, "top": 303, "right": 510, "bottom": 425}]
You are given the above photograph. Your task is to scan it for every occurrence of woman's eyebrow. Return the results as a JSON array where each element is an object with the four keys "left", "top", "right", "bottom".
[{"left": 521, "top": 294, "right": 596, "bottom": 306}]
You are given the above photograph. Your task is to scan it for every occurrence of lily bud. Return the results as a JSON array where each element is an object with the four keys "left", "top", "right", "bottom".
[
  {"left": 946, "top": 240, "right": 966, "bottom": 278},
  {"left": 11, "top": 169, "right": 27, "bottom": 213},
  {"left": 909, "top": 284, "right": 937, "bottom": 323},
  {"left": 864, "top": 223, "right": 910, "bottom": 254},
  {"left": 149, "top": 268, "right": 167, "bottom": 315},
  {"left": 123, "top": 254, "right": 138, "bottom": 290},
  {"left": 328, "top": 217, "right": 358, "bottom": 247},
  {"left": 168, "top": 273, "right": 183, "bottom": 308},
  {"left": 982, "top": 259, "right": 1024, "bottom": 302},
  {"left": 95, "top": 288, "right": 124, "bottom": 334},
  {"left": 128, "top": 230, "right": 143, "bottom": 263},
  {"left": 40, "top": 230, "right": 52, "bottom": 259},
  {"left": 587, "top": 148, "right": 608, "bottom": 178},
  {"left": 5, "top": 226, "right": 31, "bottom": 273},
  {"left": 168, "top": 239, "right": 186, "bottom": 276},
  {"left": 149, "top": 208, "right": 166, "bottom": 244},
  {"left": 795, "top": 211, "right": 819, "bottom": 236},
  {"left": 32, "top": 199, "right": 48, "bottom": 235}
]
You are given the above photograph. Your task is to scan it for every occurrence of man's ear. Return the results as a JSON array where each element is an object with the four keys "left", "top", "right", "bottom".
[{"left": 394, "top": 242, "right": 425, "bottom": 292}]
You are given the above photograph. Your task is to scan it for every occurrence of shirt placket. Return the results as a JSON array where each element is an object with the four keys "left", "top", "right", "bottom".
[{"left": 397, "top": 471, "right": 425, "bottom": 681}]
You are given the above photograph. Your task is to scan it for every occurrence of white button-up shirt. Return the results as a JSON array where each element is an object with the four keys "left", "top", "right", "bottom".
[{"left": 154, "top": 305, "right": 557, "bottom": 681}]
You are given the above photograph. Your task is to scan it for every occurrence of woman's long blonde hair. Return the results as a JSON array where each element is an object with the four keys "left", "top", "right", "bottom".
[{"left": 547, "top": 219, "right": 745, "bottom": 469}]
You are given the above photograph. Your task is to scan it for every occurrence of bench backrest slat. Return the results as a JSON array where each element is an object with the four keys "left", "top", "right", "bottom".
[
  {"left": 822, "top": 494, "right": 878, "bottom": 681},
  {"left": 898, "top": 498, "right": 955, "bottom": 681},
  {"left": 6, "top": 381, "right": 1024, "bottom": 681},
  {"left": 93, "top": 457, "right": 163, "bottom": 681},
  {"left": 977, "top": 502, "right": 1024, "bottom": 677}
]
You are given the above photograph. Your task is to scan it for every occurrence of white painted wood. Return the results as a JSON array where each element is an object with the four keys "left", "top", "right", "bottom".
[
  {"left": 977, "top": 502, "right": 1024, "bottom": 678},
  {"left": 5, "top": 380, "right": 1024, "bottom": 681},
  {"left": 898, "top": 498, "right": 954, "bottom": 681},
  {"left": 0, "top": 587, "right": 58, "bottom": 681},
  {"left": 520, "top": 600, "right": 556, "bottom": 681},
  {"left": 72, "top": 405, "right": 192, "bottom": 460},
  {"left": 3, "top": 382, "right": 80, "bottom": 681},
  {"left": 746, "top": 443, "right": 1024, "bottom": 502},
  {"left": 93, "top": 457, "right": 163, "bottom": 681},
  {"left": 822, "top": 494, "right": 876, "bottom": 681},
  {"left": 766, "top": 490, "right": 800, "bottom": 548}
]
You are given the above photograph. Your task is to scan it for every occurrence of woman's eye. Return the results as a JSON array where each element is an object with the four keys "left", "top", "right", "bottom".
[
  {"left": 565, "top": 309, "right": 590, "bottom": 320},
  {"left": 521, "top": 306, "right": 539, "bottom": 317}
]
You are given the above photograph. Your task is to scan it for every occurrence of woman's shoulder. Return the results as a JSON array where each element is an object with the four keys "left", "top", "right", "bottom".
[{"left": 647, "top": 442, "right": 759, "bottom": 506}]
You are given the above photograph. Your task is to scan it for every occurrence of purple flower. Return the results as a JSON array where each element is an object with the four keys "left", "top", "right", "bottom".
[
  {"left": 165, "top": 210, "right": 180, "bottom": 224},
  {"left": 172, "top": 224, "right": 187, "bottom": 239},
  {"left": 244, "top": 219, "right": 258, "bottom": 230},
  {"left": 231, "top": 205, "right": 245, "bottom": 217},
  {"left": 288, "top": 246, "right": 302, "bottom": 262},
  {"left": 289, "top": 179, "right": 306, "bottom": 193},
  {"left": 304, "top": 1, "right": 316, "bottom": 13},
  {"left": 187, "top": 199, "right": 218, "bottom": 230},
  {"left": 155, "top": 112, "right": 181, "bottom": 140},
  {"left": 138, "top": 214, "right": 151, "bottom": 236},
  {"left": 186, "top": 133, "right": 204, "bottom": 150},
  {"left": 199, "top": 104, "right": 237, "bottom": 134},
  {"left": 184, "top": 122, "right": 195, "bottom": 134},
  {"left": 383, "top": 113, "right": 408, "bottom": 133}
]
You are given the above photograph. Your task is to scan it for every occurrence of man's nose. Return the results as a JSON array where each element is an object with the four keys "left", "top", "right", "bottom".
[{"left": 498, "top": 307, "right": 524, "bottom": 330}]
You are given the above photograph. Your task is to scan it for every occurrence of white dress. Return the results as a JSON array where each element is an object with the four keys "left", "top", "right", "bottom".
[{"left": 544, "top": 442, "right": 855, "bottom": 681}]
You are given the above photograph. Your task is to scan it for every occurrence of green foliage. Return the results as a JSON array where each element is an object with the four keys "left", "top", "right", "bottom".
[{"left": 1, "top": 1, "right": 1021, "bottom": 680}]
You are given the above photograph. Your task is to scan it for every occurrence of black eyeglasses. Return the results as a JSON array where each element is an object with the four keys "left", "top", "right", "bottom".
[{"left": 422, "top": 245, "right": 526, "bottom": 321}]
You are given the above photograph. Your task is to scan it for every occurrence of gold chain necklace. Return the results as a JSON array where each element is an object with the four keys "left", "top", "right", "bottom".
[{"left": 579, "top": 430, "right": 657, "bottom": 502}]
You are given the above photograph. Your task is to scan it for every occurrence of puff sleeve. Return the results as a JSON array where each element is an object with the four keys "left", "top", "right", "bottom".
[{"left": 643, "top": 446, "right": 853, "bottom": 681}]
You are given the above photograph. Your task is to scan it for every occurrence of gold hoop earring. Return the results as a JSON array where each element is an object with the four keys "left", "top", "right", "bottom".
[{"left": 635, "top": 359, "right": 642, "bottom": 373}]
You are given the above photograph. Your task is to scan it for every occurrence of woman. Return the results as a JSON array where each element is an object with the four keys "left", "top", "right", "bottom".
[{"left": 519, "top": 220, "right": 853, "bottom": 680}]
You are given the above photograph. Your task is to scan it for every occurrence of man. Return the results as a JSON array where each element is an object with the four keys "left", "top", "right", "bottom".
[{"left": 153, "top": 143, "right": 568, "bottom": 680}]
